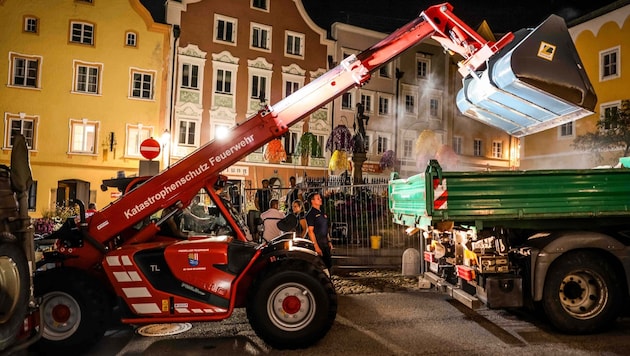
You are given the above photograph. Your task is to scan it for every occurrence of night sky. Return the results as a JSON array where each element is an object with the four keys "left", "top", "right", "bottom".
[{"left": 301, "top": 0, "right": 621, "bottom": 34}]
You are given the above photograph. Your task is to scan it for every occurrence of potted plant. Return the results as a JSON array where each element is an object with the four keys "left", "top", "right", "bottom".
[
  {"left": 263, "top": 139, "right": 286, "bottom": 164},
  {"left": 295, "top": 132, "right": 322, "bottom": 166},
  {"left": 379, "top": 149, "right": 397, "bottom": 171}
]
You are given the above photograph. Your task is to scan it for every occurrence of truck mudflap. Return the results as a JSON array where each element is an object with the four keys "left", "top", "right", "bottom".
[{"left": 457, "top": 15, "right": 597, "bottom": 137}]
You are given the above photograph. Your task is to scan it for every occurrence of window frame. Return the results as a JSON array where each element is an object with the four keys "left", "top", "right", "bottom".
[
  {"left": 378, "top": 95, "right": 390, "bottom": 115},
  {"left": 402, "top": 138, "right": 413, "bottom": 158},
  {"left": 177, "top": 118, "right": 199, "bottom": 147},
  {"left": 404, "top": 94, "right": 415, "bottom": 114},
  {"left": 600, "top": 101, "right": 621, "bottom": 131},
  {"left": 416, "top": 56, "right": 431, "bottom": 80},
  {"left": 250, "top": 73, "right": 269, "bottom": 101},
  {"left": 251, "top": 0, "right": 269, "bottom": 11},
  {"left": 125, "top": 124, "right": 154, "bottom": 158},
  {"left": 215, "top": 68, "right": 234, "bottom": 95},
  {"left": 250, "top": 22, "right": 271, "bottom": 52},
  {"left": 23, "top": 15, "right": 39, "bottom": 34},
  {"left": 214, "top": 14, "right": 237, "bottom": 46},
  {"left": 125, "top": 31, "right": 138, "bottom": 47},
  {"left": 68, "top": 118, "right": 99, "bottom": 155},
  {"left": 69, "top": 20, "right": 95, "bottom": 46},
  {"left": 72, "top": 60, "right": 102, "bottom": 95},
  {"left": 9, "top": 52, "right": 42, "bottom": 89},
  {"left": 3, "top": 112, "right": 38, "bottom": 150},
  {"left": 341, "top": 92, "right": 353, "bottom": 110},
  {"left": 492, "top": 141, "right": 503, "bottom": 159},
  {"left": 452, "top": 136, "right": 462, "bottom": 155},
  {"left": 360, "top": 93, "right": 373, "bottom": 114},
  {"left": 558, "top": 121, "right": 574, "bottom": 138},
  {"left": 130, "top": 68, "right": 155, "bottom": 100},
  {"left": 377, "top": 135, "right": 390, "bottom": 154},
  {"left": 599, "top": 46, "right": 620, "bottom": 82},
  {"left": 285, "top": 31, "right": 304, "bottom": 59},
  {"left": 473, "top": 139, "right": 483, "bottom": 157}
]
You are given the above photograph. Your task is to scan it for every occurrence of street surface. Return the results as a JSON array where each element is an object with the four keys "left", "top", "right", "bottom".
[{"left": 85, "top": 286, "right": 630, "bottom": 356}]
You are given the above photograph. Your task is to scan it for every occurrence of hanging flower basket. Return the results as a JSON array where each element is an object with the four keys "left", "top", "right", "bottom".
[
  {"left": 326, "top": 125, "right": 354, "bottom": 153},
  {"left": 263, "top": 139, "right": 286, "bottom": 163},
  {"left": 379, "top": 149, "right": 397, "bottom": 170}
]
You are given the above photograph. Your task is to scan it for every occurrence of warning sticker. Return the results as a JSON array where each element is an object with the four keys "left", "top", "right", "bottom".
[{"left": 537, "top": 42, "right": 556, "bottom": 61}]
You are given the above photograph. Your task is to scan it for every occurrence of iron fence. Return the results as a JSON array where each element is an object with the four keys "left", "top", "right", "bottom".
[{"left": 245, "top": 178, "right": 422, "bottom": 267}]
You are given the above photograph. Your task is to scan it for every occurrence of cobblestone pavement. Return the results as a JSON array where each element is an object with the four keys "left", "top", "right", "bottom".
[{"left": 332, "top": 269, "right": 422, "bottom": 295}]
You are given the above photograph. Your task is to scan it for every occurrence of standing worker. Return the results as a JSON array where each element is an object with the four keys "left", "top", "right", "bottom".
[
  {"left": 306, "top": 192, "right": 333, "bottom": 273},
  {"left": 285, "top": 176, "right": 300, "bottom": 209},
  {"left": 260, "top": 199, "right": 285, "bottom": 242},
  {"left": 255, "top": 179, "right": 272, "bottom": 212}
]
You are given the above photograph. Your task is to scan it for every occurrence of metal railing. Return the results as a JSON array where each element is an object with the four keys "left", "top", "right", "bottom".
[{"left": 245, "top": 179, "right": 422, "bottom": 267}]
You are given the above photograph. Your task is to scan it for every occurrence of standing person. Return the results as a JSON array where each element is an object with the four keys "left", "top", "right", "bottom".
[
  {"left": 291, "top": 199, "right": 308, "bottom": 238},
  {"left": 260, "top": 199, "right": 285, "bottom": 242},
  {"left": 285, "top": 176, "right": 300, "bottom": 209},
  {"left": 255, "top": 179, "right": 272, "bottom": 212},
  {"left": 306, "top": 192, "right": 333, "bottom": 271},
  {"left": 86, "top": 203, "right": 97, "bottom": 218}
]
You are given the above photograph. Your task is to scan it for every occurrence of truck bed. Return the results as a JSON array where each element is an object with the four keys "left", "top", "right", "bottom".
[{"left": 388, "top": 161, "right": 630, "bottom": 230}]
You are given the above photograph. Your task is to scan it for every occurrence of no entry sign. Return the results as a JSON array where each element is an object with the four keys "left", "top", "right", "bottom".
[{"left": 140, "top": 138, "right": 161, "bottom": 160}]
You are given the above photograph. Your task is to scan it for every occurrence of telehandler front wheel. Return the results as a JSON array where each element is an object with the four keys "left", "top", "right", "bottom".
[
  {"left": 31, "top": 268, "right": 110, "bottom": 355},
  {"left": 542, "top": 250, "right": 622, "bottom": 334},
  {"left": 246, "top": 260, "right": 337, "bottom": 349},
  {"left": 0, "top": 240, "right": 29, "bottom": 351}
]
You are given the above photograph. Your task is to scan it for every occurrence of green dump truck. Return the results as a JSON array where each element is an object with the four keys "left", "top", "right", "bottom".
[{"left": 388, "top": 160, "right": 630, "bottom": 334}]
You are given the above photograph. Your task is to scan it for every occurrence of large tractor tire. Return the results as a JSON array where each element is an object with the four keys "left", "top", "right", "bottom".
[
  {"left": 542, "top": 250, "right": 623, "bottom": 334},
  {"left": 31, "top": 268, "right": 110, "bottom": 355},
  {"left": 0, "top": 241, "right": 29, "bottom": 351},
  {"left": 246, "top": 260, "right": 337, "bottom": 349}
]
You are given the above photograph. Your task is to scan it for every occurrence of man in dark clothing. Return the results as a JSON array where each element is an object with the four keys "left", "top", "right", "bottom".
[
  {"left": 255, "top": 179, "right": 271, "bottom": 212},
  {"left": 285, "top": 176, "right": 300, "bottom": 209},
  {"left": 306, "top": 192, "right": 333, "bottom": 271}
]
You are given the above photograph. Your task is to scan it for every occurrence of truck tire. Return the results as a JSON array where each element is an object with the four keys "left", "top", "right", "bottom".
[
  {"left": 31, "top": 268, "right": 109, "bottom": 355},
  {"left": 246, "top": 260, "right": 337, "bottom": 349},
  {"left": 0, "top": 241, "right": 29, "bottom": 351},
  {"left": 542, "top": 250, "right": 622, "bottom": 334}
]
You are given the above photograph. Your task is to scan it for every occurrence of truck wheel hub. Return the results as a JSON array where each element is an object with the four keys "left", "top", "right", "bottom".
[
  {"left": 52, "top": 304, "right": 71, "bottom": 323},
  {"left": 268, "top": 283, "right": 316, "bottom": 331},
  {"left": 559, "top": 271, "right": 606, "bottom": 318},
  {"left": 282, "top": 295, "right": 301, "bottom": 314}
]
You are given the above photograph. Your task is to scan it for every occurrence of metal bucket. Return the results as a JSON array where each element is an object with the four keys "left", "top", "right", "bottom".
[{"left": 456, "top": 15, "right": 597, "bottom": 137}]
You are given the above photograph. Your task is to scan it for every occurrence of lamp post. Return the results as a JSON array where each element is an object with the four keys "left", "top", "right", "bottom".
[{"left": 394, "top": 68, "right": 404, "bottom": 172}]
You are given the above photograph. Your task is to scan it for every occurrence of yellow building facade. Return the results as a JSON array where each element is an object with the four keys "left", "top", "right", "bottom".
[
  {"left": 0, "top": 0, "right": 171, "bottom": 216},
  {"left": 520, "top": 3, "right": 630, "bottom": 169}
]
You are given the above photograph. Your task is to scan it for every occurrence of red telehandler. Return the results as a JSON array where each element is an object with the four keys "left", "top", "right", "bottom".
[{"left": 21, "top": 3, "right": 595, "bottom": 354}]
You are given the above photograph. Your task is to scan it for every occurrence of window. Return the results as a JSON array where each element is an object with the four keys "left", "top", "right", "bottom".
[
  {"left": 600, "top": 47, "right": 620, "bottom": 81},
  {"left": 430, "top": 98, "right": 439, "bottom": 117},
  {"left": 125, "top": 124, "right": 153, "bottom": 157},
  {"left": 23, "top": 16, "right": 38, "bottom": 34},
  {"left": 284, "top": 80, "right": 299, "bottom": 98},
  {"left": 452, "top": 136, "right": 462, "bottom": 155},
  {"left": 10, "top": 53, "right": 41, "bottom": 88},
  {"left": 285, "top": 31, "right": 304, "bottom": 57},
  {"left": 69, "top": 119, "right": 98, "bottom": 154},
  {"left": 473, "top": 139, "right": 482, "bottom": 157},
  {"left": 417, "top": 57, "right": 430, "bottom": 79},
  {"left": 492, "top": 141, "right": 503, "bottom": 158},
  {"left": 559, "top": 122, "right": 573, "bottom": 137},
  {"left": 4, "top": 113, "right": 37, "bottom": 149},
  {"left": 378, "top": 96, "right": 389, "bottom": 115},
  {"left": 602, "top": 103, "right": 620, "bottom": 130},
  {"left": 341, "top": 92, "right": 353, "bottom": 110},
  {"left": 252, "top": 0, "right": 268, "bottom": 10},
  {"left": 364, "top": 134, "right": 370, "bottom": 152},
  {"left": 215, "top": 69, "right": 233, "bottom": 94},
  {"left": 405, "top": 95, "right": 415, "bottom": 114},
  {"left": 215, "top": 15, "right": 236, "bottom": 44},
  {"left": 251, "top": 74, "right": 268, "bottom": 101},
  {"left": 378, "top": 64, "right": 391, "bottom": 78},
  {"left": 130, "top": 69, "right": 154, "bottom": 99},
  {"left": 403, "top": 139, "right": 413, "bottom": 158},
  {"left": 70, "top": 21, "right": 94, "bottom": 45},
  {"left": 182, "top": 63, "right": 200, "bottom": 90},
  {"left": 125, "top": 31, "right": 137, "bottom": 47},
  {"left": 178, "top": 119, "right": 197, "bottom": 146},
  {"left": 251, "top": 23, "right": 271, "bottom": 51},
  {"left": 313, "top": 134, "right": 324, "bottom": 157},
  {"left": 283, "top": 131, "right": 298, "bottom": 155},
  {"left": 377, "top": 136, "right": 388, "bottom": 154},
  {"left": 73, "top": 61, "right": 102, "bottom": 94},
  {"left": 360, "top": 94, "right": 372, "bottom": 113}
]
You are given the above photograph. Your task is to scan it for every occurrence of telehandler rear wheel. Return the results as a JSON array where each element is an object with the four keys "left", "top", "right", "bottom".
[
  {"left": 246, "top": 260, "right": 337, "bottom": 349},
  {"left": 0, "top": 240, "right": 29, "bottom": 351},
  {"left": 542, "top": 250, "right": 622, "bottom": 334},
  {"left": 31, "top": 268, "right": 109, "bottom": 355}
]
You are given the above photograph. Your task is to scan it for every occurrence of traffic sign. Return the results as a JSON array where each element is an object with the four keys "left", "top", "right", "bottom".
[{"left": 140, "top": 138, "right": 161, "bottom": 160}]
